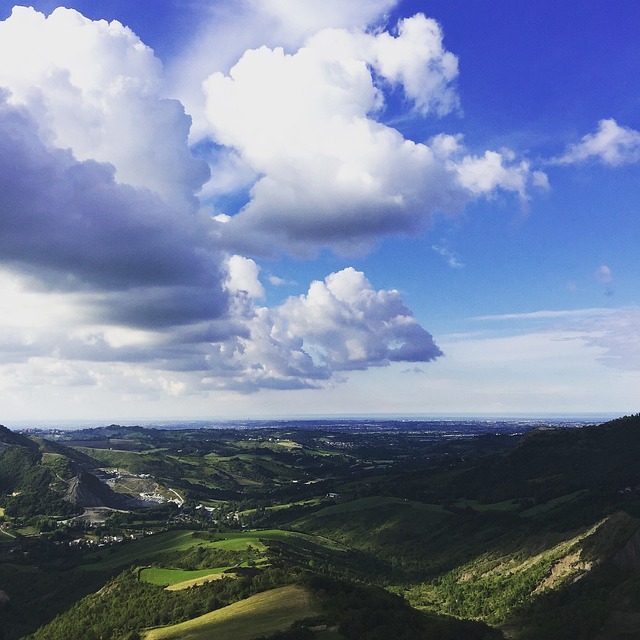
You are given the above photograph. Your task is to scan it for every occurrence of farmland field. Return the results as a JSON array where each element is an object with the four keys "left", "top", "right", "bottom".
[{"left": 139, "top": 566, "right": 231, "bottom": 586}]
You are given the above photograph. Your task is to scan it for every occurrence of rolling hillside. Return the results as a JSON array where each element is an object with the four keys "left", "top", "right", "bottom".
[
  {"left": 143, "top": 584, "right": 320, "bottom": 640},
  {"left": 5, "top": 415, "right": 640, "bottom": 639}
]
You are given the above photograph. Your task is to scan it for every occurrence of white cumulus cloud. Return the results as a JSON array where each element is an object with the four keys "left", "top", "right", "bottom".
[
  {"left": 0, "top": 6, "right": 208, "bottom": 206},
  {"left": 555, "top": 118, "right": 640, "bottom": 166},
  {"left": 206, "top": 267, "right": 442, "bottom": 391},
  {"left": 167, "top": 0, "right": 399, "bottom": 138},
  {"left": 202, "top": 15, "right": 542, "bottom": 255},
  {"left": 225, "top": 255, "right": 265, "bottom": 299}
]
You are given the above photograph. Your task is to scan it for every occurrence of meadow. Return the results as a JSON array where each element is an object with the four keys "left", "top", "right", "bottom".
[{"left": 143, "top": 585, "right": 320, "bottom": 640}]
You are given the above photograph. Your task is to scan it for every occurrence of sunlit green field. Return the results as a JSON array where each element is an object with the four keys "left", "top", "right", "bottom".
[
  {"left": 83, "top": 528, "right": 344, "bottom": 572},
  {"left": 139, "top": 566, "right": 231, "bottom": 586},
  {"left": 143, "top": 584, "right": 321, "bottom": 640},
  {"left": 165, "top": 572, "right": 232, "bottom": 591}
]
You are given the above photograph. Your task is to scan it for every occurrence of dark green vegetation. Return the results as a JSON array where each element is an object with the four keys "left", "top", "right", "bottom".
[{"left": 2, "top": 415, "right": 640, "bottom": 638}]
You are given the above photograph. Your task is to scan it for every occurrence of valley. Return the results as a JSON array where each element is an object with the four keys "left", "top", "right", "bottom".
[{"left": 1, "top": 416, "right": 640, "bottom": 638}]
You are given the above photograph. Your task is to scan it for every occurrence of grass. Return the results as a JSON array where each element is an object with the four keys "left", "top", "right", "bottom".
[
  {"left": 244, "top": 528, "right": 348, "bottom": 552},
  {"left": 139, "top": 566, "right": 231, "bottom": 586},
  {"left": 15, "top": 526, "right": 38, "bottom": 536},
  {"left": 83, "top": 531, "right": 202, "bottom": 571},
  {"left": 307, "top": 496, "right": 445, "bottom": 519},
  {"left": 273, "top": 439, "right": 302, "bottom": 450},
  {"left": 84, "top": 530, "right": 268, "bottom": 571},
  {"left": 307, "top": 496, "right": 404, "bottom": 518},
  {"left": 165, "top": 572, "right": 233, "bottom": 591},
  {"left": 235, "top": 439, "right": 302, "bottom": 451},
  {"left": 520, "top": 490, "right": 586, "bottom": 518},
  {"left": 238, "top": 498, "right": 322, "bottom": 517},
  {"left": 291, "top": 497, "right": 449, "bottom": 555},
  {"left": 206, "top": 533, "right": 268, "bottom": 552},
  {"left": 82, "top": 528, "right": 340, "bottom": 573},
  {"left": 74, "top": 447, "right": 144, "bottom": 471},
  {"left": 454, "top": 498, "right": 521, "bottom": 512},
  {"left": 143, "top": 584, "right": 321, "bottom": 640},
  {"left": 42, "top": 452, "right": 66, "bottom": 462}
]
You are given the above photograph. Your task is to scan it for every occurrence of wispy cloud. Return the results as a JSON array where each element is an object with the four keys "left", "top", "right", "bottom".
[
  {"left": 597, "top": 264, "right": 614, "bottom": 297},
  {"left": 268, "top": 275, "right": 296, "bottom": 286},
  {"left": 432, "top": 242, "right": 464, "bottom": 269},
  {"left": 582, "top": 307, "right": 640, "bottom": 371},
  {"left": 471, "top": 306, "right": 640, "bottom": 374},
  {"left": 474, "top": 308, "right": 617, "bottom": 322},
  {"left": 597, "top": 265, "right": 613, "bottom": 284}
]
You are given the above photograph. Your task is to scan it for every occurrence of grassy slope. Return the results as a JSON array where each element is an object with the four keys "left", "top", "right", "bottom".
[
  {"left": 84, "top": 528, "right": 344, "bottom": 580},
  {"left": 83, "top": 530, "right": 306, "bottom": 572},
  {"left": 165, "top": 572, "right": 231, "bottom": 590},
  {"left": 289, "top": 418, "right": 640, "bottom": 637},
  {"left": 404, "top": 516, "right": 619, "bottom": 624},
  {"left": 83, "top": 530, "right": 200, "bottom": 571},
  {"left": 290, "top": 496, "right": 448, "bottom": 563},
  {"left": 143, "top": 584, "right": 320, "bottom": 640},
  {"left": 139, "top": 566, "right": 231, "bottom": 586}
]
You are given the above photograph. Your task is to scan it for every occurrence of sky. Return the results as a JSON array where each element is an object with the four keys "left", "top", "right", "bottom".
[{"left": 0, "top": 0, "right": 639, "bottom": 423}]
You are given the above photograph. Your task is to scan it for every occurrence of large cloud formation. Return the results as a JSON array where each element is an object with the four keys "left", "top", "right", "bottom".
[
  {"left": 202, "top": 13, "right": 544, "bottom": 255},
  {"left": 0, "top": 84, "right": 435, "bottom": 391},
  {"left": 0, "top": 6, "right": 446, "bottom": 399},
  {"left": 168, "top": 0, "right": 399, "bottom": 139},
  {"left": 1, "top": 2, "right": 564, "bottom": 406},
  {"left": 217, "top": 265, "right": 442, "bottom": 391},
  {"left": 0, "top": 6, "right": 208, "bottom": 207}
]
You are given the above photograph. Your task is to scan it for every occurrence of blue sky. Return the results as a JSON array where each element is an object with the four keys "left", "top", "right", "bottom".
[{"left": 0, "top": 0, "right": 638, "bottom": 422}]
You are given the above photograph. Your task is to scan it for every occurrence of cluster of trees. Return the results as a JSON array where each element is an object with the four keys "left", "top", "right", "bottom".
[
  {"left": 0, "top": 446, "right": 77, "bottom": 518},
  {"left": 158, "top": 540, "right": 260, "bottom": 571},
  {"left": 26, "top": 566, "right": 305, "bottom": 640},
  {"left": 425, "top": 554, "right": 555, "bottom": 624},
  {"left": 303, "top": 575, "right": 503, "bottom": 640}
]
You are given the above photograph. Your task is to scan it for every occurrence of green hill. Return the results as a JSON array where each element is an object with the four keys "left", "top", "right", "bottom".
[
  {"left": 284, "top": 416, "right": 640, "bottom": 637},
  {"left": 143, "top": 584, "right": 320, "bottom": 640},
  {"left": 0, "top": 436, "right": 77, "bottom": 518}
]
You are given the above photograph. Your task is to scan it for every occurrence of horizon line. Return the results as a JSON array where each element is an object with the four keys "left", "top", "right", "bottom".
[{"left": 4, "top": 411, "right": 626, "bottom": 430}]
